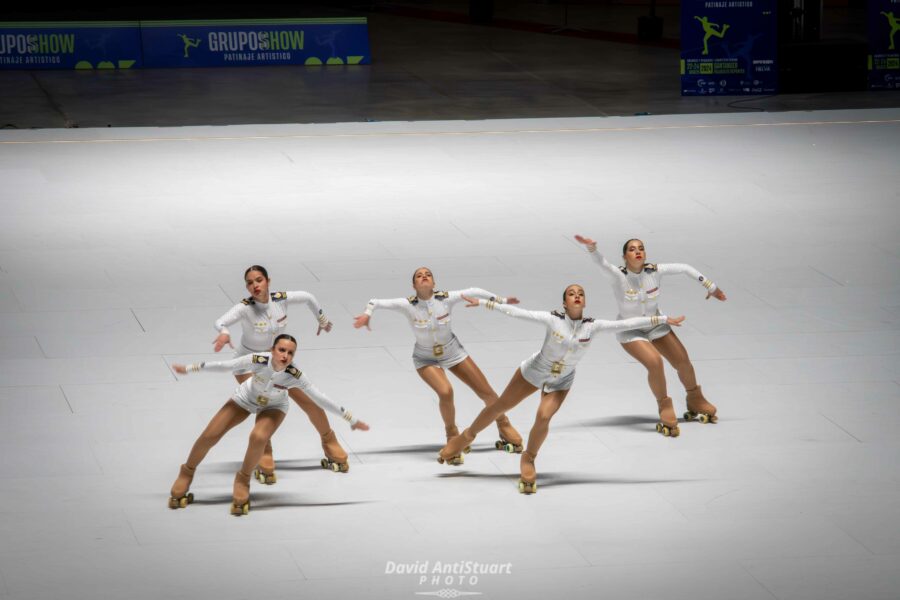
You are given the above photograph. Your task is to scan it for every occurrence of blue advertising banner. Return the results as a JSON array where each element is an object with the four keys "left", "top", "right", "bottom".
[
  {"left": 868, "top": 0, "right": 900, "bottom": 90},
  {"left": 680, "top": 0, "right": 777, "bottom": 95},
  {"left": 140, "top": 18, "right": 371, "bottom": 68},
  {"left": 0, "top": 21, "right": 142, "bottom": 70}
]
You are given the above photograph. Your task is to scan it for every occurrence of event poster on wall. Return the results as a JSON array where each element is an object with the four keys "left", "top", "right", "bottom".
[
  {"left": 0, "top": 21, "right": 143, "bottom": 70},
  {"left": 140, "top": 18, "right": 371, "bottom": 68},
  {"left": 680, "top": 0, "right": 777, "bottom": 95},
  {"left": 868, "top": 0, "right": 900, "bottom": 90}
]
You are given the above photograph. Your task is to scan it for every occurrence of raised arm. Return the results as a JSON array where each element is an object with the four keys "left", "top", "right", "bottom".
[
  {"left": 283, "top": 291, "right": 333, "bottom": 334},
  {"left": 589, "top": 314, "right": 683, "bottom": 333},
  {"left": 655, "top": 264, "right": 725, "bottom": 300},
  {"left": 574, "top": 235, "right": 625, "bottom": 283}
]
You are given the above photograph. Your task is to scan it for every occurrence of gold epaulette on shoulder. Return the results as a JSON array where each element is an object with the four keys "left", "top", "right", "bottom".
[
  {"left": 285, "top": 365, "right": 301, "bottom": 378},
  {"left": 434, "top": 290, "right": 449, "bottom": 300},
  {"left": 644, "top": 263, "right": 658, "bottom": 272},
  {"left": 550, "top": 310, "right": 566, "bottom": 319},
  {"left": 241, "top": 297, "right": 254, "bottom": 306},
  {"left": 407, "top": 295, "right": 419, "bottom": 305},
  {"left": 618, "top": 266, "right": 628, "bottom": 275},
  {"left": 252, "top": 354, "right": 269, "bottom": 365},
  {"left": 582, "top": 317, "right": 594, "bottom": 323},
  {"left": 271, "top": 292, "right": 287, "bottom": 301}
]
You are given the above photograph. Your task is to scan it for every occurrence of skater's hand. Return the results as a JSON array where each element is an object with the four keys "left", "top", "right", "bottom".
[
  {"left": 352, "top": 420, "right": 370, "bottom": 431},
  {"left": 667, "top": 315, "right": 685, "bottom": 327},
  {"left": 353, "top": 314, "right": 371, "bottom": 330},
  {"left": 317, "top": 320, "right": 333, "bottom": 335},
  {"left": 172, "top": 364, "right": 188, "bottom": 375},
  {"left": 574, "top": 234, "right": 597, "bottom": 252},
  {"left": 212, "top": 333, "right": 233, "bottom": 352},
  {"left": 707, "top": 288, "right": 727, "bottom": 302},
  {"left": 505, "top": 296, "right": 520, "bottom": 305},
  {"left": 461, "top": 295, "right": 479, "bottom": 308}
]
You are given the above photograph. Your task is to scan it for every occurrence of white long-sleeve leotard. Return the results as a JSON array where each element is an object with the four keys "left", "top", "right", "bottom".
[
  {"left": 184, "top": 353, "right": 358, "bottom": 425},
  {"left": 587, "top": 248, "right": 716, "bottom": 320},
  {"left": 364, "top": 288, "right": 507, "bottom": 348},
  {"left": 215, "top": 291, "right": 329, "bottom": 351},
  {"left": 478, "top": 299, "right": 666, "bottom": 379}
]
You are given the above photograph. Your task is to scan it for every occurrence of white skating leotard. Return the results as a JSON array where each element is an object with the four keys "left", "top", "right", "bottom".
[
  {"left": 216, "top": 291, "right": 330, "bottom": 352},
  {"left": 587, "top": 248, "right": 716, "bottom": 320},
  {"left": 364, "top": 288, "right": 507, "bottom": 350},
  {"left": 183, "top": 353, "right": 358, "bottom": 423},
  {"left": 476, "top": 299, "right": 666, "bottom": 391}
]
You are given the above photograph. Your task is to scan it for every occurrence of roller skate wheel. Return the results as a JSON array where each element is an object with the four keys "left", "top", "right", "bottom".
[
  {"left": 495, "top": 440, "right": 503, "bottom": 450},
  {"left": 684, "top": 411, "right": 696, "bottom": 421},
  {"left": 178, "top": 496, "right": 189, "bottom": 509},
  {"left": 463, "top": 445, "right": 471, "bottom": 454},
  {"left": 168, "top": 497, "right": 178, "bottom": 509},
  {"left": 518, "top": 480, "right": 536, "bottom": 495},
  {"left": 662, "top": 426, "right": 671, "bottom": 437},
  {"left": 709, "top": 415, "right": 718, "bottom": 424},
  {"left": 699, "top": 414, "right": 710, "bottom": 424},
  {"left": 437, "top": 455, "right": 446, "bottom": 465},
  {"left": 330, "top": 462, "right": 341, "bottom": 473},
  {"left": 339, "top": 463, "right": 350, "bottom": 473},
  {"left": 320, "top": 458, "right": 329, "bottom": 470},
  {"left": 670, "top": 426, "right": 681, "bottom": 438},
  {"left": 449, "top": 455, "right": 464, "bottom": 466},
  {"left": 655, "top": 423, "right": 663, "bottom": 433}
]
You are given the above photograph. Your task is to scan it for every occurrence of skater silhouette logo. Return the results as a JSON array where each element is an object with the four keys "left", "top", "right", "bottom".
[{"left": 177, "top": 33, "right": 202, "bottom": 58}]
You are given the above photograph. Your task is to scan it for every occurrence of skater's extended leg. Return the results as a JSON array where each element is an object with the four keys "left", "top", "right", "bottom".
[
  {"left": 653, "top": 331, "right": 716, "bottom": 421},
  {"left": 622, "top": 340, "right": 668, "bottom": 401},
  {"left": 652, "top": 330, "right": 697, "bottom": 391},
  {"left": 171, "top": 400, "right": 248, "bottom": 508},
  {"left": 524, "top": 390, "right": 569, "bottom": 459},
  {"left": 439, "top": 369, "right": 536, "bottom": 462},
  {"left": 450, "top": 357, "right": 523, "bottom": 450},
  {"left": 184, "top": 400, "right": 250, "bottom": 468},
  {"left": 622, "top": 341, "right": 678, "bottom": 436},
  {"left": 418, "top": 365, "right": 456, "bottom": 430},
  {"left": 240, "top": 409, "right": 287, "bottom": 480}
]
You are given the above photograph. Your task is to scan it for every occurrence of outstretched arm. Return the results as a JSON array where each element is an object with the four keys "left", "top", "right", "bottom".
[
  {"left": 656, "top": 263, "right": 726, "bottom": 301},
  {"left": 463, "top": 296, "right": 554, "bottom": 325},
  {"left": 172, "top": 354, "right": 254, "bottom": 375},
  {"left": 448, "top": 288, "right": 519, "bottom": 306},
  {"left": 354, "top": 297, "right": 410, "bottom": 330},
  {"left": 589, "top": 314, "right": 684, "bottom": 333},
  {"left": 295, "top": 381, "right": 370, "bottom": 431},
  {"left": 284, "top": 291, "right": 333, "bottom": 335}
]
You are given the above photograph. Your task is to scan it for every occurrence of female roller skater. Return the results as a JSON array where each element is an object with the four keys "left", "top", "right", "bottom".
[
  {"left": 169, "top": 334, "right": 369, "bottom": 515},
  {"left": 353, "top": 267, "right": 523, "bottom": 464},
  {"left": 214, "top": 265, "right": 350, "bottom": 478},
  {"left": 439, "top": 286, "right": 683, "bottom": 494},
  {"left": 574, "top": 235, "right": 726, "bottom": 437}
]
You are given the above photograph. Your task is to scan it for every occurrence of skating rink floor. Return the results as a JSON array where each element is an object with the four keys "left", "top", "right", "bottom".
[{"left": 1, "top": 108, "right": 899, "bottom": 600}]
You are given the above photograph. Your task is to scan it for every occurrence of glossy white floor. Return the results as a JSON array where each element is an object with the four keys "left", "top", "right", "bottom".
[{"left": 1, "top": 109, "right": 898, "bottom": 600}]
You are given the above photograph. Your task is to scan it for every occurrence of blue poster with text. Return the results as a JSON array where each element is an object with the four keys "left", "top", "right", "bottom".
[
  {"left": 680, "top": 0, "right": 777, "bottom": 95},
  {"left": 140, "top": 18, "right": 370, "bottom": 68},
  {"left": 868, "top": 0, "right": 900, "bottom": 90},
  {"left": 0, "top": 21, "right": 142, "bottom": 70}
]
